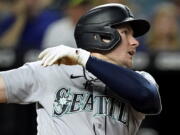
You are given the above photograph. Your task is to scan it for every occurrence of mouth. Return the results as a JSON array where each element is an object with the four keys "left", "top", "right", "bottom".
[{"left": 128, "top": 50, "right": 136, "bottom": 56}]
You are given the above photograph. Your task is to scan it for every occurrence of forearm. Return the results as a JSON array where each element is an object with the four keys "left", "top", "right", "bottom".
[
  {"left": 0, "top": 76, "right": 7, "bottom": 103},
  {"left": 86, "top": 56, "right": 162, "bottom": 114}
]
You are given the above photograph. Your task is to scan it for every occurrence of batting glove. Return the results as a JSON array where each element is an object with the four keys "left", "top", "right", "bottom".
[{"left": 38, "top": 45, "right": 90, "bottom": 67}]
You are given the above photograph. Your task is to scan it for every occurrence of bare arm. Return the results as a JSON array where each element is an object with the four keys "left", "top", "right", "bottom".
[{"left": 0, "top": 75, "right": 7, "bottom": 103}]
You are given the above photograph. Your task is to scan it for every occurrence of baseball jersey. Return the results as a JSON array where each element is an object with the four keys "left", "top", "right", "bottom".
[{"left": 0, "top": 61, "right": 145, "bottom": 135}]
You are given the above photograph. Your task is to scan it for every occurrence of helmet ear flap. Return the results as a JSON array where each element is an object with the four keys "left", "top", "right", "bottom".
[{"left": 96, "top": 27, "right": 122, "bottom": 50}]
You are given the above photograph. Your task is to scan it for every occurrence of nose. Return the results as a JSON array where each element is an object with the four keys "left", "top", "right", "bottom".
[{"left": 129, "top": 36, "right": 139, "bottom": 47}]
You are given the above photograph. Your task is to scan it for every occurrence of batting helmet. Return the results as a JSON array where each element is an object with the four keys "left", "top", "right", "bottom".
[{"left": 74, "top": 3, "right": 150, "bottom": 52}]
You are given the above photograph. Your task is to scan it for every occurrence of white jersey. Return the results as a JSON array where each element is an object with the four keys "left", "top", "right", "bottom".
[{"left": 0, "top": 61, "right": 145, "bottom": 135}]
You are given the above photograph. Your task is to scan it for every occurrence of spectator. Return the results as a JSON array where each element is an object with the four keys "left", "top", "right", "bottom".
[
  {"left": 132, "top": 0, "right": 167, "bottom": 16},
  {"left": 146, "top": 2, "right": 180, "bottom": 52},
  {"left": 172, "top": 0, "right": 180, "bottom": 26},
  {"left": 0, "top": 0, "right": 63, "bottom": 67},
  {"left": 42, "top": 0, "right": 93, "bottom": 49},
  {"left": 0, "top": 0, "right": 11, "bottom": 22}
]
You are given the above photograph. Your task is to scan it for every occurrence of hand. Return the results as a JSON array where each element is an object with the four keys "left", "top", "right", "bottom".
[{"left": 38, "top": 45, "right": 90, "bottom": 67}]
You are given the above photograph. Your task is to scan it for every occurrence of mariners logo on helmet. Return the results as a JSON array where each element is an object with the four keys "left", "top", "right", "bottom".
[{"left": 74, "top": 3, "right": 150, "bottom": 52}]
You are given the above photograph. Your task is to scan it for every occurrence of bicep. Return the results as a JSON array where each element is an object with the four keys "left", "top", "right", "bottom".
[{"left": 0, "top": 75, "right": 7, "bottom": 103}]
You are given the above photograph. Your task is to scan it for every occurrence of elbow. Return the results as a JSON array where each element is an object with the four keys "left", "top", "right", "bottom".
[
  {"left": 141, "top": 94, "right": 162, "bottom": 115},
  {"left": 133, "top": 86, "right": 162, "bottom": 115}
]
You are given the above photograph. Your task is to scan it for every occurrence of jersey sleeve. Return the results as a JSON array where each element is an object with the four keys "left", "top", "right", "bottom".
[
  {"left": 86, "top": 56, "right": 162, "bottom": 114},
  {"left": 0, "top": 62, "right": 42, "bottom": 104}
]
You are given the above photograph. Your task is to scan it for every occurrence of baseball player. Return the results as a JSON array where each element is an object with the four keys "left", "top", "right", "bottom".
[{"left": 0, "top": 3, "right": 162, "bottom": 135}]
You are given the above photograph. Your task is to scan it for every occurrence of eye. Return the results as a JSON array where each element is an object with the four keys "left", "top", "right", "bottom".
[{"left": 121, "top": 30, "right": 128, "bottom": 34}]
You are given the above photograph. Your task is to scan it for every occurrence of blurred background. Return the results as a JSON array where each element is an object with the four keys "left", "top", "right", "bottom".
[{"left": 0, "top": 0, "right": 179, "bottom": 134}]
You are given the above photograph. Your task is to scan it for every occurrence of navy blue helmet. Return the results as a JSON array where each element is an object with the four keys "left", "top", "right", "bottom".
[{"left": 74, "top": 3, "right": 150, "bottom": 52}]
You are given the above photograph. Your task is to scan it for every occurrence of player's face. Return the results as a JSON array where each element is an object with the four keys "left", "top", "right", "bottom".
[{"left": 105, "top": 24, "right": 139, "bottom": 68}]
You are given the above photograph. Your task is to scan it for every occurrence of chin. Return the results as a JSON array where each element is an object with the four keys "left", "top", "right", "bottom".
[
  {"left": 124, "top": 62, "right": 133, "bottom": 68},
  {"left": 116, "top": 60, "right": 133, "bottom": 68}
]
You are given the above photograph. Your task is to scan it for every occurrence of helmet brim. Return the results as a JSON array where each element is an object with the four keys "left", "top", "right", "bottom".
[
  {"left": 129, "top": 19, "right": 150, "bottom": 37},
  {"left": 112, "top": 19, "right": 150, "bottom": 37}
]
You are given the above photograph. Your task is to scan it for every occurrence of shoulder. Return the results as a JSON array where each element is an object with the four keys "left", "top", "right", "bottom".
[
  {"left": 23, "top": 61, "right": 43, "bottom": 69},
  {"left": 20, "top": 61, "right": 60, "bottom": 75},
  {"left": 25, "top": 61, "right": 83, "bottom": 76}
]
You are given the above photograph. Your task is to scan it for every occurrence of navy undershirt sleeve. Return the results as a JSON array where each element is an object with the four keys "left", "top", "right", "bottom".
[{"left": 86, "top": 56, "right": 162, "bottom": 114}]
